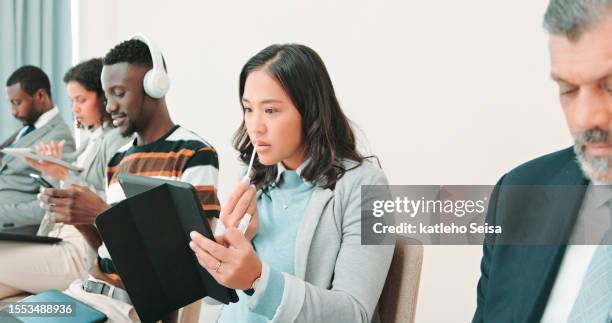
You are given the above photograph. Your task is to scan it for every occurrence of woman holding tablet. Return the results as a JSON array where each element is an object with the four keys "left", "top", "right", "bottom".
[
  {"left": 190, "top": 44, "right": 394, "bottom": 322},
  {"left": 0, "top": 58, "right": 129, "bottom": 300}
]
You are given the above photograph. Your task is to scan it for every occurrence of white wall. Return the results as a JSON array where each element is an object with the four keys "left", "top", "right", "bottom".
[{"left": 78, "top": 1, "right": 569, "bottom": 322}]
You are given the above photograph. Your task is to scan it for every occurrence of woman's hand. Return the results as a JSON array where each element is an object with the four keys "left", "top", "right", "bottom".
[
  {"left": 219, "top": 179, "right": 259, "bottom": 241},
  {"left": 190, "top": 227, "right": 262, "bottom": 290},
  {"left": 25, "top": 159, "right": 68, "bottom": 181},
  {"left": 24, "top": 140, "right": 68, "bottom": 180},
  {"left": 36, "top": 140, "right": 65, "bottom": 159}
]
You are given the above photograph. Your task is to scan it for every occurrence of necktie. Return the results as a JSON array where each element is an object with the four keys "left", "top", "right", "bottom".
[
  {"left": 18, "top": 125, "right": 36, "bottom": 140},
  {"left": 1, "top": 125, "right": 35, "bottom": 175},
  {"left": 568, "top": 205, "right": 612, "bottom": 323},
  {"left": 8, "top": 125, "right": 35, "bottom": 147}
]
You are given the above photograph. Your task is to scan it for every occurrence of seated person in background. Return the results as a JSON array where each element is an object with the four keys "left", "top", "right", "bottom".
[
  {"left": 0, "top": 58, "right": 131, "bottom": 300},
  {"left": 0, "top": 65, "right": 75, "bottom": 230},
  {"left": 28, "top": 58, "right": 131, "bottom": 197},
  {"left": 473, "top": 1, "right": 612, "bottom": 322},
  {"left": 38, "top": 37, "right": 220, "bottom": 322}
]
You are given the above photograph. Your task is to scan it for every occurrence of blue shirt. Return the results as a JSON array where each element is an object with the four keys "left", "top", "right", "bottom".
[{"left": 218, "top": 161, "right": 315, "bottom": 322}]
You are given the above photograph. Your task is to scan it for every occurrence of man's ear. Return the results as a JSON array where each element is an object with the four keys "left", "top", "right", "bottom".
[{"left": 33, "top": 88, "right": 46, "bottom": 102}]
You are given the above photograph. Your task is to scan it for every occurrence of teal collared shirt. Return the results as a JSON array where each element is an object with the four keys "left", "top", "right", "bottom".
[{"left": 218, "top": 161, "right": 315, "bottom": 322}]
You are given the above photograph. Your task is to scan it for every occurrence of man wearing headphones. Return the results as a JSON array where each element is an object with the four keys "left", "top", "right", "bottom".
[{"left": 37, "top": 36, "right": 221, "bottom": 322}]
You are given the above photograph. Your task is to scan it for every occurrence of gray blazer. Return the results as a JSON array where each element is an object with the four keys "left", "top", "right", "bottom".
[
  {"left": 36, "top": 126, "right": 131, "bottom": 236},
  {"left": 0, "top": 113, "right": 75, "bottom": 229},
  {"left": 260, "top": 160, "right": 395, "bottom": 323},
  {"left": 62, "top": 126, "right": 130, "bottom": 196}
]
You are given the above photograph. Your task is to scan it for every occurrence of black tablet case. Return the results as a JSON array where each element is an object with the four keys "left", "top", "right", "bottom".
[{"left": 95, "top": 176, "right": 237, "bottom": 322}]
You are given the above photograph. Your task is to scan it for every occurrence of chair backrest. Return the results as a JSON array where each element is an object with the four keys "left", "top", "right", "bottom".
[
  {"left": 378, "top": 237, "right": 424, "bottom": 323},
  {"left": 161, "top": 299, "right": 202, "bottom": 323},
  {"left": 175, "top": 299, "right": 202, "bottom": 323}
]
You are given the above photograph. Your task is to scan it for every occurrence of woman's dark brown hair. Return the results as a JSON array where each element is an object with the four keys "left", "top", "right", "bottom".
[
  {"left": 63, "top": 58, "right": 111, "bottom": 129},
  {"left": 234, "top": 44, "right": 369, "bottom": 190}
]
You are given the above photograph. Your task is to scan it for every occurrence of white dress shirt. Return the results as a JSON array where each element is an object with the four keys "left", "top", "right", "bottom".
[{"left": 33, "top": 106, "right": 59, "bottom": 129}]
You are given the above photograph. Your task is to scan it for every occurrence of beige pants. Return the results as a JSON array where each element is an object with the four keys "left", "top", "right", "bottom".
[
  {"left": 0, "top": 224, "right": 89, "bottom": 299},
  {"left": 64, "top": 278, "right": 141, "bottom": 323},
  {"left": 63, "top": 278, "right": 197, "bottom": 323}
]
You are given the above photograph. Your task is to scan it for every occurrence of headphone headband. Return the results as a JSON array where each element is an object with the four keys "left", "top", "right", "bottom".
[
  {"left": 130, "top": 34, "right": 164, "bottom": 73},
  {"left": 129, "top": 34, "right": 170, "bottom": 98}
]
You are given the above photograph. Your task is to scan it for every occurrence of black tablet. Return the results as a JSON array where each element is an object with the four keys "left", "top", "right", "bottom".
[
  {"left": 0, "top": 226, "right": 62, "bottom": 244},
  {"left": 96, "top": 174, "right": 237, "bottom": 322},
  {"left": 117, "top": 173, "right": 198, "bottom": 199},
  {"left": 0, "top": 233, "right": 62, "bottom": 244}
]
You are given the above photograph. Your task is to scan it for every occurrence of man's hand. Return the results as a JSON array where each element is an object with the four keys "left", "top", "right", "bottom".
[{"left": 38, "top": 185, "right": 110, "bottom": 225}]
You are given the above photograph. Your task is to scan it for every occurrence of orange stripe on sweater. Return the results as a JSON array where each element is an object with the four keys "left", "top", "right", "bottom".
[{"left": 107, "top": 148, "right": 198, "bottom": 172}]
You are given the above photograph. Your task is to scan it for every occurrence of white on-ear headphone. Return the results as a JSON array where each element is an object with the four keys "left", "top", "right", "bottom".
[{"left": 130, "top": 34, "right": 170, "bottom": 99}]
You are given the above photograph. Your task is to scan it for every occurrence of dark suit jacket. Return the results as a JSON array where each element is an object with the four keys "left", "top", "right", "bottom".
[{"left": 472, "top": 146, "right": 589, "bottom": 323}]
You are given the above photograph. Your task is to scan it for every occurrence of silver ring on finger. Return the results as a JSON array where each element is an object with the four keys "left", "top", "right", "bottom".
[
  {"left": 48, "top": 211, "right": 59, "bottom": 220},
  {"left": 46, "top": 204, "right": 53, "bottom": 212},
  {"left": 214, "top": 261, "right": 222, "bottom": 273}
]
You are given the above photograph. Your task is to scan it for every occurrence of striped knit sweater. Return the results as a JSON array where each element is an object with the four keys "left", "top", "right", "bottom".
[{"left": 98, "top": 125, "right": 220, "bottom": 264}]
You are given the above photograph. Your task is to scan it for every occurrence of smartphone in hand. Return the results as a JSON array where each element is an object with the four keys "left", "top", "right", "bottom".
[{"left": 29, "top": 173, "right": 55, "bottom": 188}]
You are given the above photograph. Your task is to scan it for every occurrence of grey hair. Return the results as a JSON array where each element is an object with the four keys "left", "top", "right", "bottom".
[{"left": 543, "top": 0, "right": 612, "bottom": 40}]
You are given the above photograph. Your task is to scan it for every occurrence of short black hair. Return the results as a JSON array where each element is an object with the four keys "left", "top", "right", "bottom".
[
  {"left": 103, "top": 39, "right": 167, "bottom": 71},
  {"left": 63, "top": 58, "right": 104, "bottom": 98},
  {"left": 6, "top": 65, "right": 52, "bottom": 98}
]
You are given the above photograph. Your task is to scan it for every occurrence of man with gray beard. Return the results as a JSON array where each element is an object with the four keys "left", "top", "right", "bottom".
[{"left": 473, "top": 1, "right": 612, "bottom": 322}]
